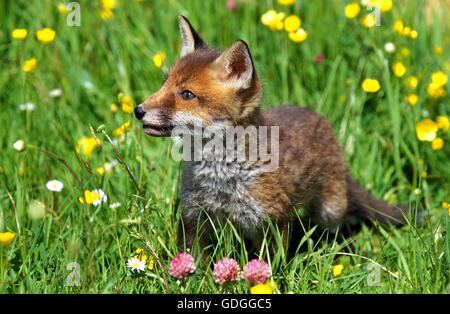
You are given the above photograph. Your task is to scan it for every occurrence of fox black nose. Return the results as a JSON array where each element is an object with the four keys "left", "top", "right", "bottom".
[{"left": 134, "top": 106, "right": 146, "bottom": 120}]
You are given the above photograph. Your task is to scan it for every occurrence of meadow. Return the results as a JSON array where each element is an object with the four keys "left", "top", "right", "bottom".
[{"left": 0, "top": 0, "right": 449, "bottom": 294}]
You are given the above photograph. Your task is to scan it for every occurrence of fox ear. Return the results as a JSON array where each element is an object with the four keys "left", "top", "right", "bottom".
[
  {"left": 178, "top": 15, "right": 206, "bottom": 57},
  {"left": 214, "top": 40, "right": 254, "bottom": 89}
]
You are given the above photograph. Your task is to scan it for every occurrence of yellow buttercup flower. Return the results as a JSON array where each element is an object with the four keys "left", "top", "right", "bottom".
[
  {"left": 407, "top": 94, "right": 418, "bottom": 106},
  {"left": 78, "top": 190, "right": 101, "bottom": 205},
  {"left": 288, "top": 28, "right": 308, "bottom": 43},
  {"left": 134, "top": 248, "right": 154, "bottom": 270},
  {"left": 404, "top": 76, "right": 418, "bottom": 90},
  {"left": 431, "top": 71, "right": 448, "bottom": 87},
  {"left": 393, "top": 19, "right": 403, "bottom": 34},
  {"left": 102, "top": 0, "right": 116, "bottom": 9},
  {"left": 36, "top": 28, "right": 56, "bottom": 44},
  {"left": 427, "top": 82, "right": 446, "bottom": 98},
  {"left": 402, "top": 26, "right": 411, "bottom": 36},
  {"left": 250, "top": 284, "right": 273, "bottom": 294},
  {"left": 443, "top": 202, "right": 450, "bottom": 217},
  {"left": 436, "top": 116, "right": 449, "bottom": 130},
  {"left": 261, "top": 10, "right": 277, "bottom": 26},
  {"left": 96, "top": 161, "right": 115, "bottom": 176},
  {"left": 361, "top": 78, "right": 380, "bottom": 93},
  {"left": 393, "top": 62, "right": 406, "bottom": 78},
  {"left": 110, "top": 104, "right": 118, "bottom": 113},
  {"left": 434, "top": 46, "right": 443, "bottom": 55},
  {"left": 345, "top": 2, "right": 360, "bottom": 18},
  {"left": 427, "top": 71, "right": 447, "bottom": 98},
  {"left": 361, "top": 14, "right": 376, "bottom": 28},
  {"left": 368, "top": 0, "right": 392, "bottom": 12},
  {"left": 261, "top": 10, "right": 285, "bottom": 31},
  {"left": 121, "top": 96, "right": 134, "bottom": 113},
  {"left": 284, "top": 15, "right": 301, "bottom": 32},
  {"left": 12, "top": 28, "right": 27, "bottom": 40},
  {"left": 431, "top": 138, "right": 444, "bottom": 150},
  {"left": 76, "top": 136, "right": 101, "bottom": 158},
  {"left": 278, "top": 0, "right": 295, "bottom": 5},
  {"left": 96, "top": 167, "right": 105, "bottom": 176},
  {"left": 153, "top": 51, "right": 167, "bottom": 68},
  {"left": 416, "top": 119, "right": 438, "bottom": 142},
  {"left": 410, "top": 30, "right": 418, "bottom": 39},
  {"left": 100, "top": 9, "right": 114, "bottom": 19},
  {"left": 22, "top": 58, "right": 37, "bottom": 72},
  {"left": 113, "top": 121, "right": 131, "bottom": 137},
  {"left": 122, "top": 120, "right": 131, "bottom": 131},
  {"left": 332, "top": 264, "right": 344, "bottom": 277},
  {"left": 57, "top": 3, "right": 69, "bottom": 15},
  {"left": 147, "top": 256, "right": 154, "bottom": 270},
  {"left": 0, "top": 232, "right": 15, "bottom": 246}
]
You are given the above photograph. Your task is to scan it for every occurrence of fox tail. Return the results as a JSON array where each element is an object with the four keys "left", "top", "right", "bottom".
[{"left": 346, "top": 175, "right": 419, "bottom": 227}]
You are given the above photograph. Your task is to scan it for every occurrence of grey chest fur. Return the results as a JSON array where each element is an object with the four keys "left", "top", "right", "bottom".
[{"left": 180, "top": 159, "right": 266, "bottom": 233}]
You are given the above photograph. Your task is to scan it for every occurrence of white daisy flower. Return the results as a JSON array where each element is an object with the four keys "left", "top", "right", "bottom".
[
  {"left": 126, "top": 257, "right": 146, "bottom": 273},
  {"left": 384, "top": 42, "right": 395, "bottom": 54},
  {"left": 105, "top": 159, "right": 119, "bottom": 172},
  {"left": 109, "top": 202, "right": 121, "bottom": 209},
  {"left": 13, "top": 140, "right": 25, "bottom": 152},
  {"left": 46, "top": 180, "right": 64, "bottom": 192},
  {"left": 92, "top": 189, "right": 107, "bottom": 206},
  {"left": 48, "top": 88, "right": 62, "bottom": 98},
  {"left": 19, "top": 102, "right": 35, "bottom": 111}
]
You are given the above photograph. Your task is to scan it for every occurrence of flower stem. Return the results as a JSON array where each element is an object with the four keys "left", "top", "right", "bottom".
[
  {"left": 134, "top": 230, "right": 171, "bottom": 294},
  {"left": 1, "top": 181, "right": 20, "bottom": 236},
  {"left": 97, "top": 128, "right": 148, "bottom": 219}
]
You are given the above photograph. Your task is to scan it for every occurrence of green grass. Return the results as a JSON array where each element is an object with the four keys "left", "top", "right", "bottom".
[{"left": 0, "top": 0, "right": 449, "bottom": 294}]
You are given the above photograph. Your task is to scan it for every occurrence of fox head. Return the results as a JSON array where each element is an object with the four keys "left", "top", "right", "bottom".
[{"left": 134, "top": 15, "right": 262, "bottom": 137}]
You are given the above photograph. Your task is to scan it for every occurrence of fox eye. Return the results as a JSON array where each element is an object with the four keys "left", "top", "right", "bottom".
[{"left": 181, "top": 90, "right": 196, "bottom": 101}]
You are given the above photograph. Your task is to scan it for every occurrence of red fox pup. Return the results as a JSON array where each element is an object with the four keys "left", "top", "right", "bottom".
[{"left": 134, "top": 16, "right": 408, "bottom": 252}]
